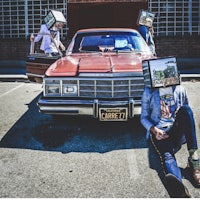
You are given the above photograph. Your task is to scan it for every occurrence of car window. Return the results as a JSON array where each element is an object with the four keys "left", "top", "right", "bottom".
[
  {"left": 130, "top": 35, "right": 150, "bottom": 52},
  {"left": 72, "top": 31, "right": 151, "bottom": 53},
  {"left": 114, "top": 38, "right": 128, "bottom": 48}
]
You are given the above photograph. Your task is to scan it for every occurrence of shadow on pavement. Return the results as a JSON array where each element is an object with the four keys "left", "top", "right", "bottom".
[
  {"left": 1, "top": 93, "right": 197, "bottom": 195},
  {"left": 0, "top": 94, "right": 148, "bottom": 153}
]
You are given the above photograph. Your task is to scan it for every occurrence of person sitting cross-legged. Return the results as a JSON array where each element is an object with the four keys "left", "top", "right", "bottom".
[{"left": 140, "top": 67, "right": 200, "bottom": 198}]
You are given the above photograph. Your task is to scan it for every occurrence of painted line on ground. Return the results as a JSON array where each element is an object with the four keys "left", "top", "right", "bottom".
[
  {"left": 123, "top": 133, "right": 141, "bottom": 180},
  {"left": 0, "top": 83, "right": 25, "bottom": 98}
]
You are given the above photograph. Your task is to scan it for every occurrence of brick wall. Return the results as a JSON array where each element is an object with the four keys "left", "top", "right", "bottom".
[
  {"left": 0, "top": 36, "right": 199, "bottom": 60},
  {"left": 154, "top": 36, "right": 200, "bottom": 58},
  {"left": 0, "top": 38, "right": 71, "bottom": 61},
  {"left": 0, "top": 38, "right": 30, "bottom": 60}
]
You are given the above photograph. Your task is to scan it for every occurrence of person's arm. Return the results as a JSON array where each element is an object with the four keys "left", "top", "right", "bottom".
[
  {"left": 34, "top": 24, "right": 47, "bottom": 43},
  {"left": 140, "top": 87, "right": 169, "bottom": 140},
  {"left": 150, "top": 126, "right": 169, "bottom": 140},
  {"left": 34, "top": 33, "right": 43, "bottom": 43},
  {"left": 56, "top": 31, "right": 65, "bottom": 51},
  {"left": 140, "top": 87, "right": 155, "bottom": 131},
  {"left": 149, "top": 26, "right": 154, "bottom": 36},
  {"left": 182, "top": 86, "right": 189, "bottom": 106},
  {"left": 138, "top": 25, "right": 148, "bottom": 42},
  {"left": 174, "top": 85, "right": 189, "bottom": 109},
  {"left": 59, "top": 41, "right": 66, "bottom": 51}
]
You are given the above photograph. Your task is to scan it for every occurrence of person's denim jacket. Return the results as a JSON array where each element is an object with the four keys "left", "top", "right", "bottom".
[
  {"left": 138, "top": 25, "right": 156, "bottom": 55},
  {"left": 140, "top": 85, "right": 189, "bottom": 140}
]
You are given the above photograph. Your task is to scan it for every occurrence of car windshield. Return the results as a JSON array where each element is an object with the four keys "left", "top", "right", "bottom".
[{"left": 71, "top": 31, "right": 151, "bottom": 53}]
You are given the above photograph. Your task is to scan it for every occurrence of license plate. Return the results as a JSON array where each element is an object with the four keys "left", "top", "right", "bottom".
[{"left": 99, "top": 108, "right": 128, "bottom": 121}]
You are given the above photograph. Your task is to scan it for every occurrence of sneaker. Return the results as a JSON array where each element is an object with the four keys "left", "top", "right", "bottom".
[
  {"left": 188, "top": 157, "right": 200, "bottom": 186},
  {"left": 165, "top": 173, "right": 191, "bottom": 198}
]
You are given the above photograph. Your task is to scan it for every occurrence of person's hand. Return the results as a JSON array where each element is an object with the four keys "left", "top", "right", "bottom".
[
  {"left": 30, "top": 33, "right": 34, "bottom": 42},
  {"left": 60, "top": 43, "right": 66, "bottom": 51},
  {"left": 175, "top": 107, "right": 180, "bottom": 115},
  {"left": 61, "top": 45, "right": 66, "bottom": 51},
  {"left": 150, "top": 126, "right": 169, "bottom": 140}
]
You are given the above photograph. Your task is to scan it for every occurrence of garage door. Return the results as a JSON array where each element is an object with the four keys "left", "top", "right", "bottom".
[{"left": 67, "top": 2, "right": 148, "bottom": 38}]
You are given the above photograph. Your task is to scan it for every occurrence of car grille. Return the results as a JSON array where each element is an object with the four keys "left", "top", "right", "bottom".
[
  {"left": 45, "top": 75, "right": 145, "bottom": 101},
  {"left": 78, "top": 77, "right": 144, "bottom": 99}
]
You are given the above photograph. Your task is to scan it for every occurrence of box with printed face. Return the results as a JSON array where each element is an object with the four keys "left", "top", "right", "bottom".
[
  {"left": 44, "top": 10, "right": 66, "bottom": 30},
  {"left": 137, "top": 10, "right": 155, "bottom": 27},
  {"left": 142, "top": 57, "right": 180, "bottom": 88}
]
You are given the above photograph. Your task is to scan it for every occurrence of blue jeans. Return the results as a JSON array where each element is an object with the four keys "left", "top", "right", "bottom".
[{"left": 150, "top": 105, "right": 198, "bottom": 182}]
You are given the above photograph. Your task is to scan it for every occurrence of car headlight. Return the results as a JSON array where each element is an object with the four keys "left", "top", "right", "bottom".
[
  {"left": 44, "top": 79, "right": 60, "bottom": 96},
  {"left": 63, "top": 85, "right": 78, "bottom": 96},
  {"left": 45, "top": 85, "right": 60, "bottom": 95},
  {"left": 43, "top": 79, "right": 78, "bottom": 97}
]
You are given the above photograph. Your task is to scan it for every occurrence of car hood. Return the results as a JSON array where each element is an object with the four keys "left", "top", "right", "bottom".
[{"left": 45, "top": 53, "right": 151, "bottom": 77}]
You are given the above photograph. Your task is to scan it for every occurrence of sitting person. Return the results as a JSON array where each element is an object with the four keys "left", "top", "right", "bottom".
[{"left": 140, "top": 63, "right": 200, "bottom": 197}]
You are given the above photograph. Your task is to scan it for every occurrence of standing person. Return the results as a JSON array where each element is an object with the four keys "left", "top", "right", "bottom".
[
  {"left": 138, "top": 18, "right": 156, "bottom": 56},
  {"left": 46, "top": 22, "right": 66, "bottom": 56},
  {"left": 30, "top": 21, "right": 65, "bottom": 56},
  {"left": 140, "top": 80, "right": 200, "bottom": 197},
  {"left": 149, "top": 26, "right": 155, "bottom": 37}
]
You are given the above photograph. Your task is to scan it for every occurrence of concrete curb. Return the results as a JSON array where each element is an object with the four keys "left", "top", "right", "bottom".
[
  {"left": 0, "top": 74, "right": 200, "bottom": 82},
  {"left": 181, "top": 74, "right": 200, "bottom": 81},
  {"left": 0, "top": 74, "right": 28, "bottom": 79},
  {"left": 0, "top": 74, "right": 29, "bottom": 82}
]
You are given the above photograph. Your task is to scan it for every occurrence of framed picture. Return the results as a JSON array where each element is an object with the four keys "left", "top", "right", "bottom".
[
  {"left": 44, "top": 10, "right": 66, "bottom": 30},
  {"left": 137, "top": 9, "right": 155, "bottom": 27},
  {"left": 142, "top": 57, "right": 180, "bottom": 88}
]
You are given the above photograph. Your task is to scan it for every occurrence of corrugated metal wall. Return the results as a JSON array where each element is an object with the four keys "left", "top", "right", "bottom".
[
  {"left": 149, "top": 0, "right": 200, "bottom": 36},
  {"left": 0, "top": 0, "right": 67, "bottom": 39}
]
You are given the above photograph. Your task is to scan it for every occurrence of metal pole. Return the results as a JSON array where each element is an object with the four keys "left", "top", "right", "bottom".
[
  {"left": 188, "top": 0, "right": 192, "bottom": 35},
  {"left": 25, "top": 0, "right": 29, "bottom": 38}
]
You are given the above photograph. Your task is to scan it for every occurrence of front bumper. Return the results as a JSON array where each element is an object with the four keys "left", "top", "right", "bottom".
[{"left": 37, "top": 97, "right": 141, "bottom": 120}]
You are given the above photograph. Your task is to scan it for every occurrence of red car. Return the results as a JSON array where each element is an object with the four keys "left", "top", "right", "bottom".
[{"left": 27, "top": 28, "right": 154, "bottom": 121}]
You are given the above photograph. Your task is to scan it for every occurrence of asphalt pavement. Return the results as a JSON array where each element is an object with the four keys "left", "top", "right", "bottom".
[{"left": 0, "top": 78, "right": 200, "bottom": 198}]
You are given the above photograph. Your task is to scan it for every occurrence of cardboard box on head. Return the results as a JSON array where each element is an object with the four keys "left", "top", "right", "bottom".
[
  {"left": 44, "top": 10, "right": 66, "bottom": 30},
  {"left": 142, "top": 57, "right": 181, "bottom": 88},
  {"left": 137, "top": 9, "right": 155, "bottom": 27}
]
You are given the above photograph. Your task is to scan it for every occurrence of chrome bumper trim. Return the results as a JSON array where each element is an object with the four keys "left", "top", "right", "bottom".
[{"left": 38, "top": 98, "right": 141, "bottom": 118}]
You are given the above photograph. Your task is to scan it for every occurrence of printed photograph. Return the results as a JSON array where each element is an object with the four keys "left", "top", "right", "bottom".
[
  {"left": 149, "top": 57, "right": 180, "bottom": 88},
  {"left": 137, "top": 9, "right": 155, "bottom": 27}
]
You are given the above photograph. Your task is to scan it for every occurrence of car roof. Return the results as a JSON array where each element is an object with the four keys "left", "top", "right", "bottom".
[{"left": 76, "top": 28, "right": 139, "bottom": 34}]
